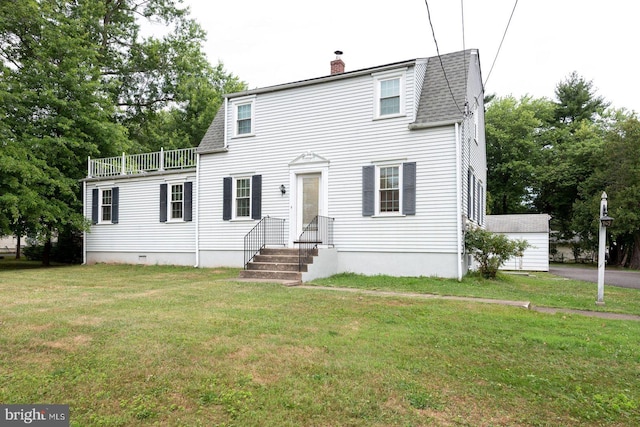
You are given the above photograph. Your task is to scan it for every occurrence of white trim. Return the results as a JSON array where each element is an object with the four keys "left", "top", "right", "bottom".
[
  {"left": 372, "top": 69, "right": 407, "bottom": 120},
  {"left": 288, "top": 154, "right": 330, "bottom": 245},
  {"left": 194, "top": 153, "right": 200, "bottom": 267},
  {"left": 374, "top": 163, "right": 403, "bottom": 216},
  {"left": 455, "top": 122, "right": 463, "bottom": 281},
  {"left": 231, "top": 95, "right": 256, "bottom": 138},
  {"left": 97, "top": 187, "right": 114, "bottom": 224},
  {"left": 83, "top": 180, "right": 87, "bottom": 265},
  {"left": 223, "top": 98, "right": 229, "bottom": 149},
  {"left": 232, "top": 176, "right": 252, "bottom": 220}
]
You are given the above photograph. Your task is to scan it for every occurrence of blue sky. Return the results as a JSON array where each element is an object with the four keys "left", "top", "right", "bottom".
[{"left": 174, "top": 0, "right": 639, "bottom": 112}]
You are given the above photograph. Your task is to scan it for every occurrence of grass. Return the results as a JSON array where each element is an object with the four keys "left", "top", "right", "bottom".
[
  {"left": 311, "top": 271, "right": 640, "bottom": 315},
  {"left": 1, "top": 261, "right": 639, "bottom": 426}
]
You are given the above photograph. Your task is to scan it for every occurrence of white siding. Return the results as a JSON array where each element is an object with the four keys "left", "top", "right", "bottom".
[
  {"left": 498, "top": 232, "right": 549, "bottom": 272},
  {"left": 198, "top": 64, "right": 462, "bottom": 276},
  {"left": 85, "top": 171, "right": 196, "bottom": 263}
]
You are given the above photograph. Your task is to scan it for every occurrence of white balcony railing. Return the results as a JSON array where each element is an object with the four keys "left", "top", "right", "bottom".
[{"left": 88, "top": 147, "right": 197, "bottom": 178}]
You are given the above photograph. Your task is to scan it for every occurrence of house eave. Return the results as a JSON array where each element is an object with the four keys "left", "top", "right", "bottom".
[
  {"left": 81, "top": 167, "right": 197, "bottom": 183},
  {"left": 196, "top": 147, "right": 229, "bottom": 155},
  {"left": 225, "top": 59, "right": 420, "bottom": 98},
  {"left": 408, "top": 119, "right": 462, "bottom": 130}
]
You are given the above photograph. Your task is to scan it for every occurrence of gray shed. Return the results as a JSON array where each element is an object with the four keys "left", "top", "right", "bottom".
[{"left": 485, "top": 214, "right": 551, "bottom": 272}]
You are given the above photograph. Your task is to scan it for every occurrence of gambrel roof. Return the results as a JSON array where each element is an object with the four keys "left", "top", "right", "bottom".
[{"left": 198, "top": 49, "right": 478, "bottom": 154}]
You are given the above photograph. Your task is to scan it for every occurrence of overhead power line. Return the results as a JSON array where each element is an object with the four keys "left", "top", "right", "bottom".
[
  {"left": 483, "top": 0, "right": 519, "bottom": 89},
  {"left": 424, "top": 0, "right": 463, "bottom": 115}
]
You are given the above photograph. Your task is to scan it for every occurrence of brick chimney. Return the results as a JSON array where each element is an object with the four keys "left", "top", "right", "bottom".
[{"left": 330, "top": 50, "right": 345, "bottom": 75}]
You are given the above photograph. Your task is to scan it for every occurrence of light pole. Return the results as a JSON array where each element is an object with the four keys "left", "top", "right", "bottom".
[{"left": 596, "top": 191, "right": 614, "bottom": 305}]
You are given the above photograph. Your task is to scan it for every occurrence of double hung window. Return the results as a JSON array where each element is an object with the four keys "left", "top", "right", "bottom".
[
  {"left": 232, "top": 97, "right": 255, "bottom": 137},
  {"left": 362, "top": 162, "right": 416, "bottom": 217},
  {"left": 91, "top": 187, "right": 119, "bottom": 224},
  {"left": 373, "top": 70, "right": 405, "bottom": 119}
]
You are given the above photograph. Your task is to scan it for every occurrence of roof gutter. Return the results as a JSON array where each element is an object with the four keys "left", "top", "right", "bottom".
[
  {"left": 408, "top": 118, "right": 462, "bottom": 130},
  {"left": 226, "top": 60, "right": 419, "bottom": 98}
]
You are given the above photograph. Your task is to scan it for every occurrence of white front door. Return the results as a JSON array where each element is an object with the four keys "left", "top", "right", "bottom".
[{"left": 296, "top": 173, "right": 321, "bottom": 237}]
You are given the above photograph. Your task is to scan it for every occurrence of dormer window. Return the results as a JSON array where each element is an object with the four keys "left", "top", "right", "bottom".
[
  {"left": 232, "top": 96, "right": 255, "bottom": 137},
  {"left": 380, "top": 79, "right": 400, "bottom": 116},
  {"left": 373, "top": 69, "right": 406, "bottom": 119}
]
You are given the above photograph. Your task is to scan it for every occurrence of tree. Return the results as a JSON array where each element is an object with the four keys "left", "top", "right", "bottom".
[
  {"left": 554, "top": 71, "right": 609, "bottom": 125},
  {"left": 485, "top": 96, "right": 554, "bottom": 214},
  {"left": 0, "top": 0, "right": 245, "bottom": 263},
  {"left": 465, "top": 227, "right": 529, "bottom": 279}
]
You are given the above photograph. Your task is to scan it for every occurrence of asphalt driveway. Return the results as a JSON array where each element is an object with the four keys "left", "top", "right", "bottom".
[{"left": 549, "top": 265, "right": 640, "bottom": 289}]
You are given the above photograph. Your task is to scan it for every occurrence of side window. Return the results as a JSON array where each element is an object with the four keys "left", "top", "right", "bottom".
[
  {"left": 223, "top": 175, "right": 262, "bottom": 220},
  {"left": 171, "top": 184, "right": 184, "bottom": 220},
  {"left": 160, "top": 182, "right": 192, "bottom": 223},
  {"left": 379, "top": 166, "right": 400, "bottom": 213},
  {"left": 362, "top": 162, "right": 415, "bottom": 216},
  {"left": 379, "top": 78, "right": 400, "bottom": 116},
  {"left": 92, "top": 187, "right": 119, "bottom": 224},
  {"left": 101, "top": 188, "right": 113, "bottom": 222},
  {"left": 234, "top": 178, "right": 251, "bottom": 218},
  {"left": 373, "top": 70, "right": 405, "bottom": 119},
  {"left": 232, "top": 97, "right": 256, "bottom": 137}
]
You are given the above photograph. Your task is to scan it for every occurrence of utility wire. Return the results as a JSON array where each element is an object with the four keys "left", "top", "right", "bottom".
[
  {"left": 483, "top": 0, "right": 519, "bottom": 88},
  {"left": 424, "top": 0, "right": 463, "bottom": 115}
]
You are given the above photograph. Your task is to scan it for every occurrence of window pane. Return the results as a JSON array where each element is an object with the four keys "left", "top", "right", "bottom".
[
  {"left": 236, "top": 198, "right": 250, "bottom": 217},
  {"left": 380, "top": 190, "right": 400, "bottom": 212},
  {"left": 379, "top": 78, "right": 400, "bottom": 115},
  {"left": 102, "top": 206, "right": 111, "bottom": 221},
  {"left": 380, "top": 96, "right": 400, "bottom": 115},
  {"left": 237, "top": 104, "right": 251, "bottom": 119},
  {"left": 237, "top": 118, "right": 251, "bottom": 134},
  {"left": 379, "top": 167, "right": 399, "bottom": 190},
  {"left": 101, "top": 189, "right": 112, "bottom": 221},
  {"left": 236, "top": 178, "right": 251, "bottom": 217},
  {"left": 172, "top": 202, "right": 183, "bottom": 219},
  {"left": 380, "top": 79, "right": 399, "bottom": 98},
  {"left": 237, "top": 104, "right": 252, "bottom": 134},
  {"left": 171, "top": 184, "right": 183, "bottom": 219},
  {"left": 379, "top": 167, "right": 400, "bottom": 213}
]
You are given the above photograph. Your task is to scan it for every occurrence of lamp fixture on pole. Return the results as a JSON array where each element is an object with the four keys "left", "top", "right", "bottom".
[{"left": 597, "top": 191, "right": 614, "bottom": 305}]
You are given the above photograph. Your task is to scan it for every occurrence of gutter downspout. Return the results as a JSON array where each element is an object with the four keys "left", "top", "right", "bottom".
[
  {"left": 223, "top": 98, "right": 229, "bottom": 149},
  {"left": 194, "top": 152, "right": 200, "bottom": 268},
  {"left": 455, "top": 122, "right": 463, "bottom": 281},
  {"left": 82, "top": 180, "right": 87, "bottom": 265}
]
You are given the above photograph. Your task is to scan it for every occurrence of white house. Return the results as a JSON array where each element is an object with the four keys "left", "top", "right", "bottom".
[
  {"left": 485, "top": 214, "right": 551, "bottom": 272},
  {"left": 83, "top": 49, "right": 487, "bottom": 281}
]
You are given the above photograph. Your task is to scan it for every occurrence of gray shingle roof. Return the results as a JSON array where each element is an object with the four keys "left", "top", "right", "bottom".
[
  {"left": 485, "top": 214, "right": 551, "bottom": 234},
  {"left": 414, "top": 50, "right": 472, "bottom": 124},
  {"left": 197, "top": 106, "right": 226, "bottom": 153},
  {"left": 197, "top": 50, "right": 474, "bottom": 152}
]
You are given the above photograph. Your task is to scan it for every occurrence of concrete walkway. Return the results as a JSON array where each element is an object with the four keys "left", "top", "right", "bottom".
[{"left": 295, "top": 285, "right": 640, "bottom": 321}]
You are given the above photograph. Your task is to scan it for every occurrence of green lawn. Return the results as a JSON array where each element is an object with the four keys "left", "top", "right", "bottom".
[{"left": 1, "top": 262, "right": 639, "bottom": 426}]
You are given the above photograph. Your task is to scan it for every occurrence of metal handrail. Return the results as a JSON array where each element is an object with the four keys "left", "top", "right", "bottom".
[
  {"left": 296, "top": 215, "right": 335, "bottom": 271},
  {"left": 243, "top": 216, "right": 287, "bottom": 269}
]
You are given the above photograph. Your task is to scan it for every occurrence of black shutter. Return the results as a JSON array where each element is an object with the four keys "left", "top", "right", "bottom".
[
  {"left": 111, "top": 187, "right": 119, "bottom": 224},
  {"left": 160, "top": 183, "right": 167, "bottom": 222},
  {"left": 91, "top": 188, "right": 99, "bottom": 224},
  {"left": 402, "top": 162, "right": 416, "bottom": 215},
  {"left": 251, "top": 175, "right": 262, "bottom": 220},
  {"left": 223, "top": 177, "right": 232, "bottom": 220},
  {"left": 184, "top": 182, "right": 193, "bottom": 222},
  {"left": 362, "top": 165, "right": 375, "bottom": 217}
]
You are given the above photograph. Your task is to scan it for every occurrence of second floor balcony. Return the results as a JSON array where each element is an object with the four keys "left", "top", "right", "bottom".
[{"left": 88, "top": 147, "right": 197, "bottom": 178}]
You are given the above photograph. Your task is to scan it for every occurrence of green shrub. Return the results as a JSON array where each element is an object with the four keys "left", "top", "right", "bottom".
[{"left": 465, "top": 226, "right": 529, "bottom": 279}]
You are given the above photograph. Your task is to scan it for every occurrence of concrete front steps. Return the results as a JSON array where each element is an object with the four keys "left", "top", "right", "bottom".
[{"left": 238, "top": 247, "right": 317, "bottom": 283}]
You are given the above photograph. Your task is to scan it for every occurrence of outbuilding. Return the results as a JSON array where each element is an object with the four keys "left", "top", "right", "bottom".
[{"left": 485, "top": 214, "right": 551, "bottom": 272}]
